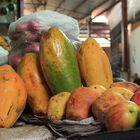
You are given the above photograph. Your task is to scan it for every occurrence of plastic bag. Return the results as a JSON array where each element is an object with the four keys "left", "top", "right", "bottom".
[
  {"left": 8, "top": 10, "right": 80, "bottom": 69},
  {"left": 0, "top": 47, "right": 9, "bottom": 65},
  {"left": 8, "top": 10, "right": 79, "bottom": 41},
  {"left": 9, "top": 31, "right": 40, "bottom": 42},
  {"left": 8, "top": 40, "right": 39, "bottom": 69}
]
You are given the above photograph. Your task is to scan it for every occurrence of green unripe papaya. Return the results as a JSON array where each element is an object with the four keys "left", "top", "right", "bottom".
[{"left": 40, "top": 27, "right": 82, "bottom": 94}]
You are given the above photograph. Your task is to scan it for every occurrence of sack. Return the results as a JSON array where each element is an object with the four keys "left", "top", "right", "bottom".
[
  {"left": 21, "top": 114, "right": 104, "bottom": 139},
  {"left": 8, "top": 10, "right": 79, "bottom": 41}
]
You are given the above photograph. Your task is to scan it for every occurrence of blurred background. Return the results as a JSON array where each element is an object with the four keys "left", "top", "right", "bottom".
[{"left": 0, "top": 0, "right": 140, "bottom": 81}]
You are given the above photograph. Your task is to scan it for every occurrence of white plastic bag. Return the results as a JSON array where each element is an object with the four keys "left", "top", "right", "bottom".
[
  {"left": 0, "top": 47, "right": 8, "bottom": 65},
  {"left": 8, "top": 10, "right": 79, "bottom": 41}
]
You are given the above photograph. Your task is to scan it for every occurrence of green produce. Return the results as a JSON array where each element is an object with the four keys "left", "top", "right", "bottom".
[
  {"left": 113, "top": 77, "right": 126, "bottom": 83},
  {"left": 40, "top": 27, "right": 82, "bottom": 94}
]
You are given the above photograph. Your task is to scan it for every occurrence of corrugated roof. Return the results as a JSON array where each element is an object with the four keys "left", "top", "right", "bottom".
[{"left": 23, "top": 0, "right": 117, "bottom": 20}]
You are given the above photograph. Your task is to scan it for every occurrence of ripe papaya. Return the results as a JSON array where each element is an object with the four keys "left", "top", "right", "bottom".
[
  {"left": 66, "top": 87, "right": 101, "bottom": 121},
  {"left": 110, "top": 82, "right": 139, "bottom": 92},
  {"left": 47, "top": 92, "right": 71, "bottom": 122},
  {"left": 0, "top": 65, "right": 27, "bottom": 128},
  {"left": 17, "top": 53, "right": 50, "bottom": 115},
  {"left": 105, "top": 87, "right": 134, "bottom": 100},
  {"left": 89, "top": 84, "right": 107, "bottom": 94},
  {"left": 40, "top": 27, "right": 82, "bottom": 94},
  {"left": 77, "top": 38, "right": 113, "bottom": 88},
  {"left": 92, "top": 92, "right": 125, "bottom": 122}
]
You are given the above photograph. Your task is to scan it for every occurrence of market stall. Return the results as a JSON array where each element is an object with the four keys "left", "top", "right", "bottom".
[{"left": 1, "top": 0, "right": 140, "bottom": 140}]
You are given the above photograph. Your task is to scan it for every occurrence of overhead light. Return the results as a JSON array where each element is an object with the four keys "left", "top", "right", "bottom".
[{"left": 91, "top": 15, "right": 108, "bottom": 23}]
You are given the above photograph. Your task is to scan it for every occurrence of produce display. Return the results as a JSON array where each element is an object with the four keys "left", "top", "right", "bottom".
[
  {"left": 8, "top": 10, "right": 80, "bottom": 69},
  {"left": 104, "top": 87, "right": 134, "bottom": 100},
  {"left": 0, "top": 65, "right": 27, "bottom": 128},
  {"left": 1, "top": 12, "right": 140, "bottom": 138},
  {"left": 89, "top": 84, "right": 107, "bottom": 94},
  {"left": 40, "top": 27, "right": 82, "bottom": 94},
  {"left": 92, "top": 92, "right": 125, "bottom": 123},
  {"left": 131, "top": 91, "right": 140, "bottom": 105},
  {"left": 66, "top": 87, "right": 101, "bottom": 121},
  {"left": 105, "top": 101, "right": 140, "bottom": 131},
  {"left": 110, "top": 81, "right": 139, "bottom": 92},
  {"left": 17, "top": 53, "right": 50, "bottom": 115},
  {"left": 47, "top": 92, "right": 71, "bottom": 122},
  {"left": 77, "top": 38, "right": 113, "bottom": 88}
]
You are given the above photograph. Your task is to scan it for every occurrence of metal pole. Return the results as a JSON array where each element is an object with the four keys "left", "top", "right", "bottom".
[
  {"left": 17, "top": 0, "right": 23, "bottom": 18},
  {"left": 121, "top": 0, "right": 130, "bottom": 79},
  {"left": 88, "top": 19, "right": 92, "bottom": 37}
]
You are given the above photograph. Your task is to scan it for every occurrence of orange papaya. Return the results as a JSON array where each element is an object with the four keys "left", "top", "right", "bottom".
[
  {"left": 40, "top": 27, "right": 82, "bottom": 94},
  {"left": 77, "top": 38, "right": 113, "bottom": 88},
  {"left": 17, "top": 53, "right": 50, "bottom": 115},
  {"left": 0, "top": 65, "right": 27, "bottom": 128},
  {"left": 66, "top": 87, "right": 101, "bottom": 121}
]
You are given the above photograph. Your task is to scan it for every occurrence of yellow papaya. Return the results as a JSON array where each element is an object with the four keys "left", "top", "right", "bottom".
[
  {"left": 77, "top": 38, "right": 113, "bottom": 88},
  {"left": 110, "top": 82, "right": 139, "bottom": 92},
  {"left": 0, "top": 65, "right": 27, "bottom": 128},
  {"left": 105, "top": 87, "right": 134, "bottom": 100},
  {"left": 17, "top": 53, "right": 50, "bottom": 115},
  {"left": 0, "top": 36, "right": 11, "bottom": 51},
  {"left": 47, "top": 92, "right": 71, "bottom": 122},
  {"left": 89, "top": 84, "right": 107, "bottom": 94}
]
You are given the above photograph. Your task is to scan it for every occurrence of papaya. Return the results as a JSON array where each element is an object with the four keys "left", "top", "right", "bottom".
[
  {"left": 40, "top": 27, "right": 82, "bottom": 94},
  {"left": 0, "top": 65, "right": 27, "bottom": 128},
  {"left": 77, "top": 38, "right": 113, "bottom": 88},
  {"left": 66, "top": 87, "right": 101, "bottom": 121},
  {"left": 105, "top": 87, "right": 134, "bottom": 100},
  {"left": 110, "top": 82, "right": 139, "bottom": 92},
  {"left": 47, "top": 92, "right": 71, "bottom": 122},
  {"left": 89, "top": 84, "right": 107, "bottom": 94},
  {"left": 0, "top": 35, "right": 11, "bottom": 51},
  {"left": 17, "top": 53, "right": 50, "bottom": 115},
  {"left": 92, "top": 92, "right": 125, "bottom": 122}
]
